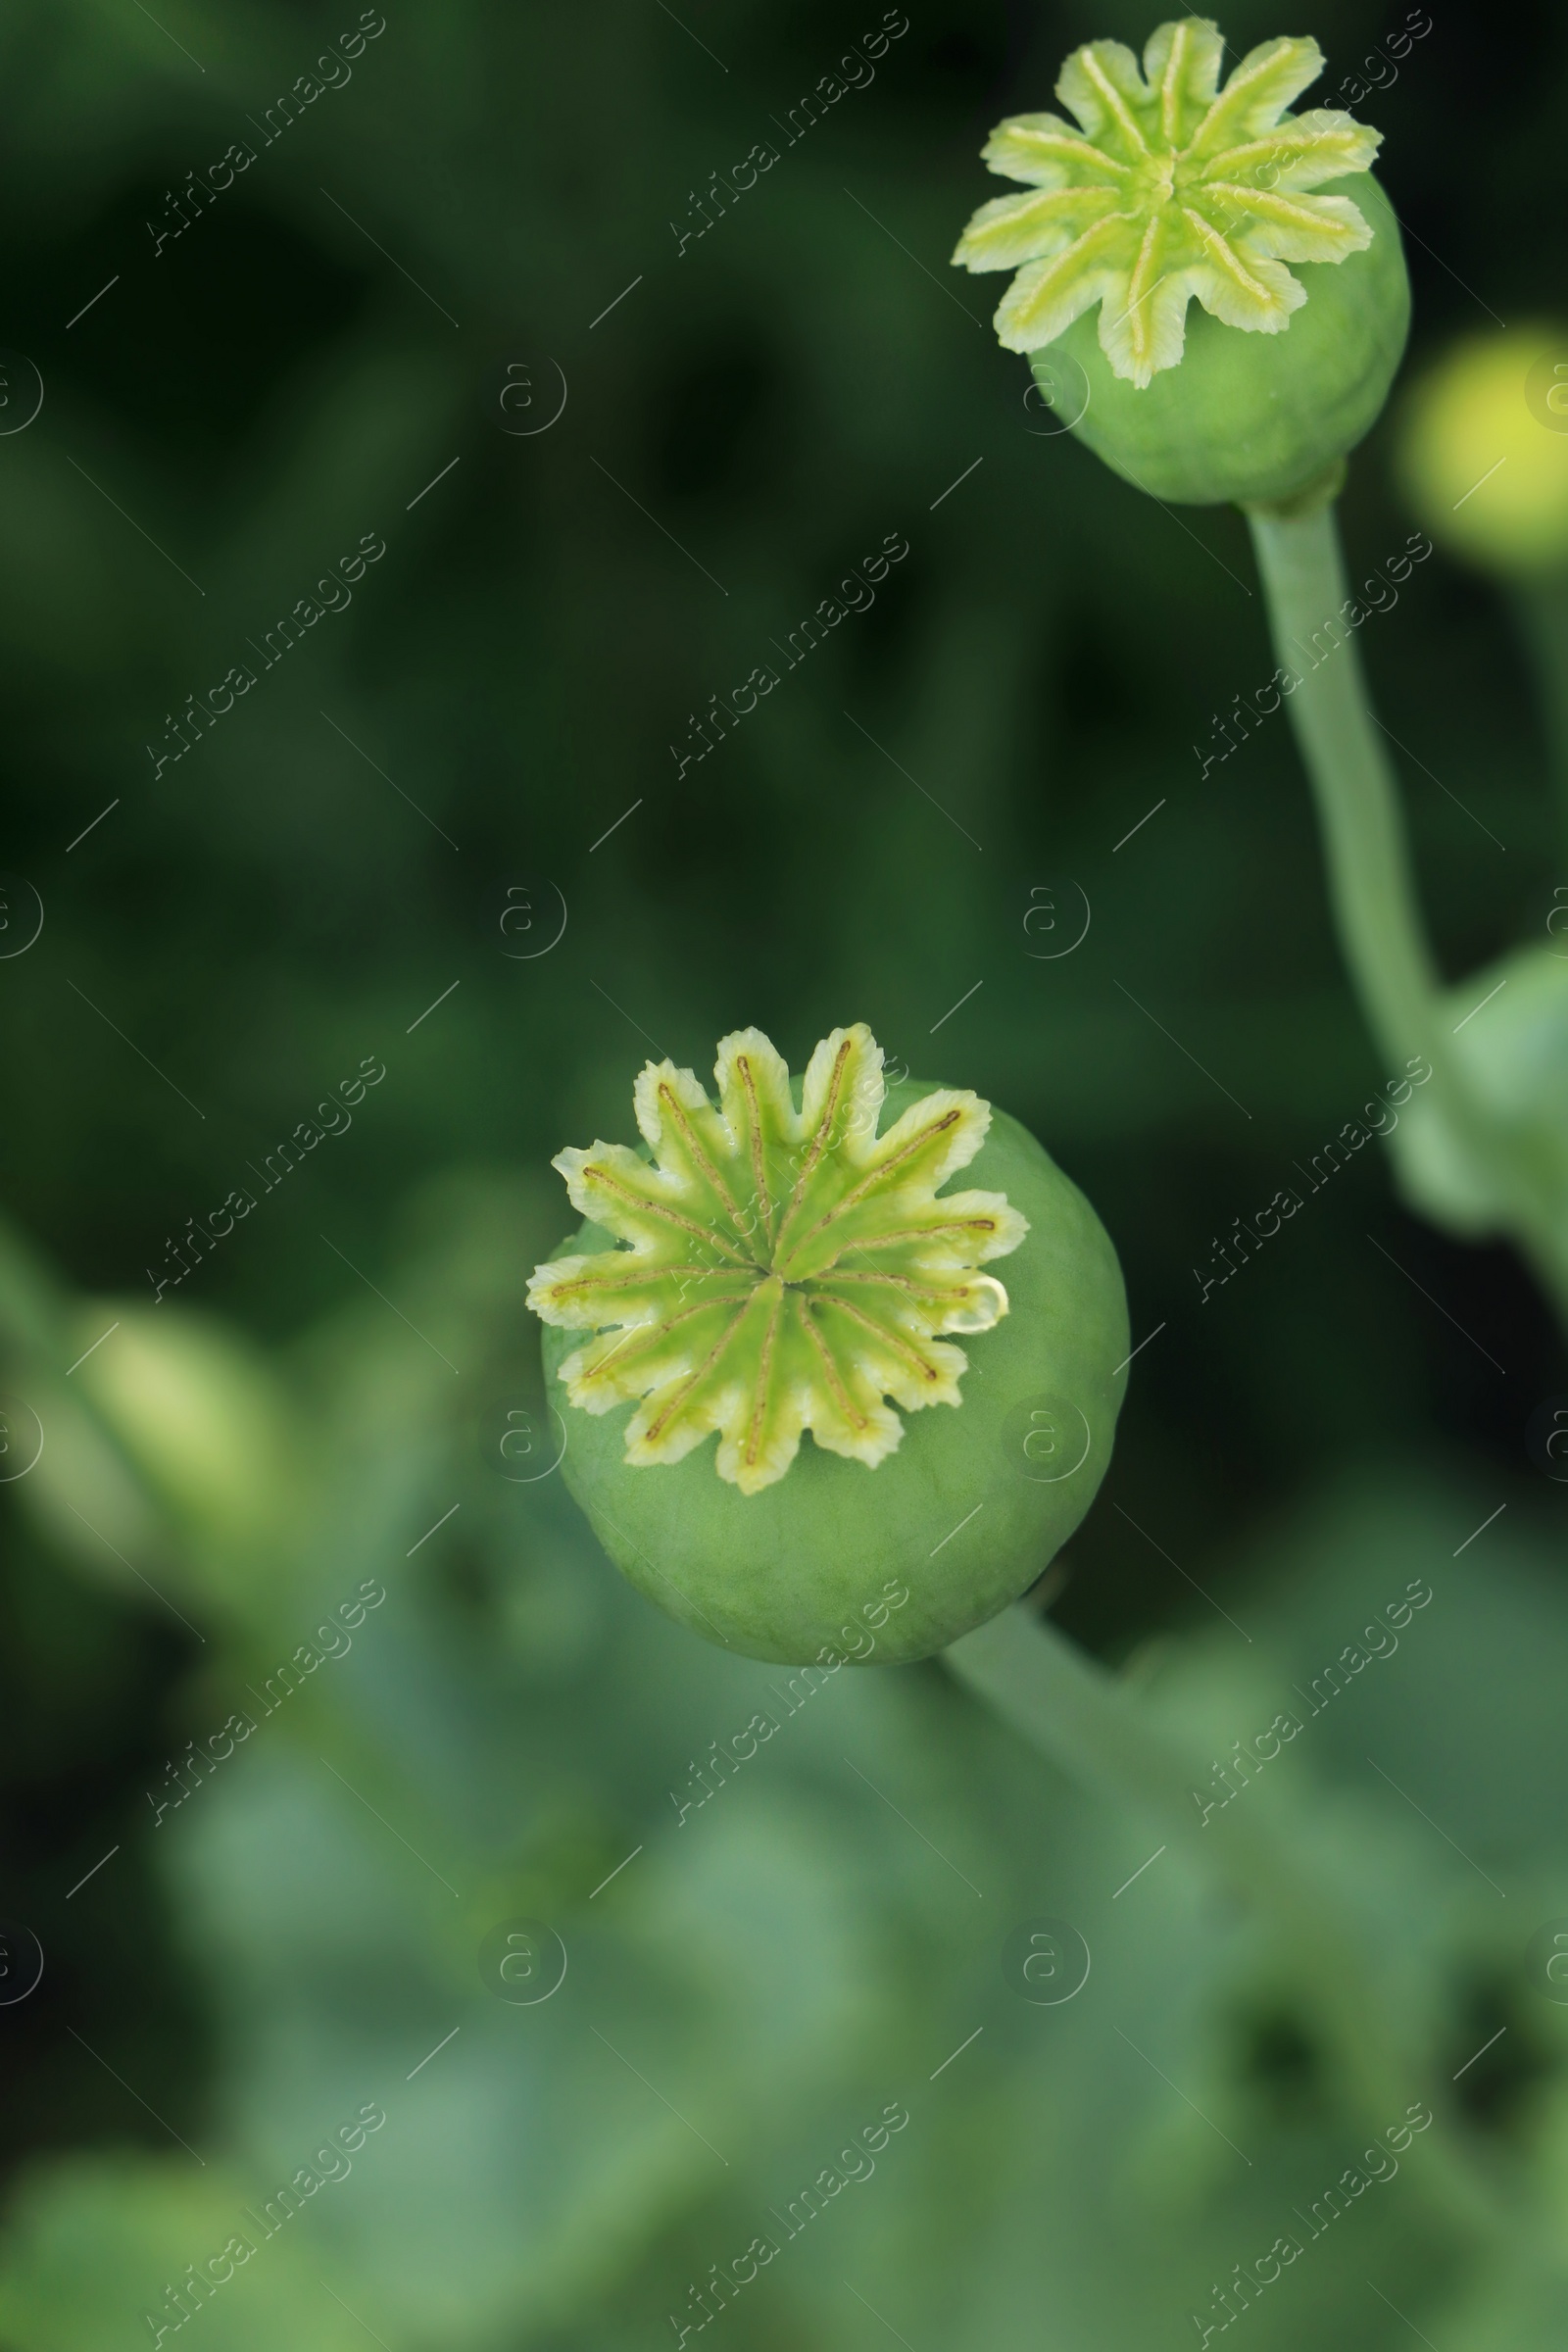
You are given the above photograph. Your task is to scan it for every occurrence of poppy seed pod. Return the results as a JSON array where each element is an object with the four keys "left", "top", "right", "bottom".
[
  {"left": 528, "top": 1025, "right": 1128, "bottom": 1664},
  {"left": 954, "top": 18, "right": 1411, "bottom": 507},
  {"left": 1386, "top": 947, "right": 1568, "bottom": 1241}
]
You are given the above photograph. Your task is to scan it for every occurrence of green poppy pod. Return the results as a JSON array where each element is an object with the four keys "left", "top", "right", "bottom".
[
  {"left": 529, "top": 1025, "right": 1129, "bottom": 1665},
  {"left": 954, "top": 19, "right": 1412, "bottom": 507},
  {"left": 1041, "top": 172, "right": 1408, "bottom": 507}
]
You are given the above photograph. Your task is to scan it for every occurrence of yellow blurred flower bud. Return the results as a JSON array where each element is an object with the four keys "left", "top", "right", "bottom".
[{"left": 1397, "top": 326, "right": 1568, "bottom": 575}]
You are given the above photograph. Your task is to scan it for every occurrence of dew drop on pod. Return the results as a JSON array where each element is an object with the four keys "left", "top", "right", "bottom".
[
  {"left": 527, "top": 1024, "right": 1128, "bottom": 1664},
  {"left": 951, "top": 17, "right": 1411, "bottom": 507}
]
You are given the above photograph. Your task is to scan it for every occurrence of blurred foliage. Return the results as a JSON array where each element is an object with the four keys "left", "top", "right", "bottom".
[{"left": 1, "top": 0, "right": 1567, "bottom": 2345}]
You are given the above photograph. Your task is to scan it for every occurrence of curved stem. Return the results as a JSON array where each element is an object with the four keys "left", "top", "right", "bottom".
[
  {"left": 1246, "top": 502, "right": 1439, "bottom": 1068},
  {"left": 948, "top": 1605, "right": 1516, "bottom": 2252},
  {"left": 1247, "top": 501, "right": 1568, "bottom": 1326}
]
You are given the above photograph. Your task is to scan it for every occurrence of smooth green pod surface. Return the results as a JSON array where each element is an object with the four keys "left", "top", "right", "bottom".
[{"left": 1044, "top": 173, "right": 1409, "bottom": 507}]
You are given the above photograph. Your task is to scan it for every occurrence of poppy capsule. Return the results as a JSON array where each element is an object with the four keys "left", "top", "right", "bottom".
[{"left": 529, "top": 1023, "right": 1129, "bottom": 1664}]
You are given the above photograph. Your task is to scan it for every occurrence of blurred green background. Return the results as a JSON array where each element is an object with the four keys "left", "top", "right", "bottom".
[{"left": 2, "top": 0, "right": 1567, "bottom": 2344}]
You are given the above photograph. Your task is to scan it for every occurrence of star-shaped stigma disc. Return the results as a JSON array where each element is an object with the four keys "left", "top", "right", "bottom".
[
  {"left": 528, "top": 1024, "right": 1028, "bottom": 1494},
  {"left": 953, "top": 17, "right": 1383, "bottom": 387}
]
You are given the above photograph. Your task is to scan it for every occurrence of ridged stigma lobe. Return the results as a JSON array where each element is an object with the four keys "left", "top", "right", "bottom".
[
  {"left": 528, "top": 1023, "right": 1028, "bottom": 1494},
  {"left": 952, "top": 16, "right": 1382, "bottom": 387}
]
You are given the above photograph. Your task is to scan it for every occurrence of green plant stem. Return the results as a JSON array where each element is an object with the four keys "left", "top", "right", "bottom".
[
  {"left": 948, "top": 1604, "right": 1515, "bottom": 2253},
  {"left": 1247, "top": 501, "right": 1568, "bottom": 1329},
  {"left": 1247, "top": 502, "right": 1441, "bottom": 1068}
]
